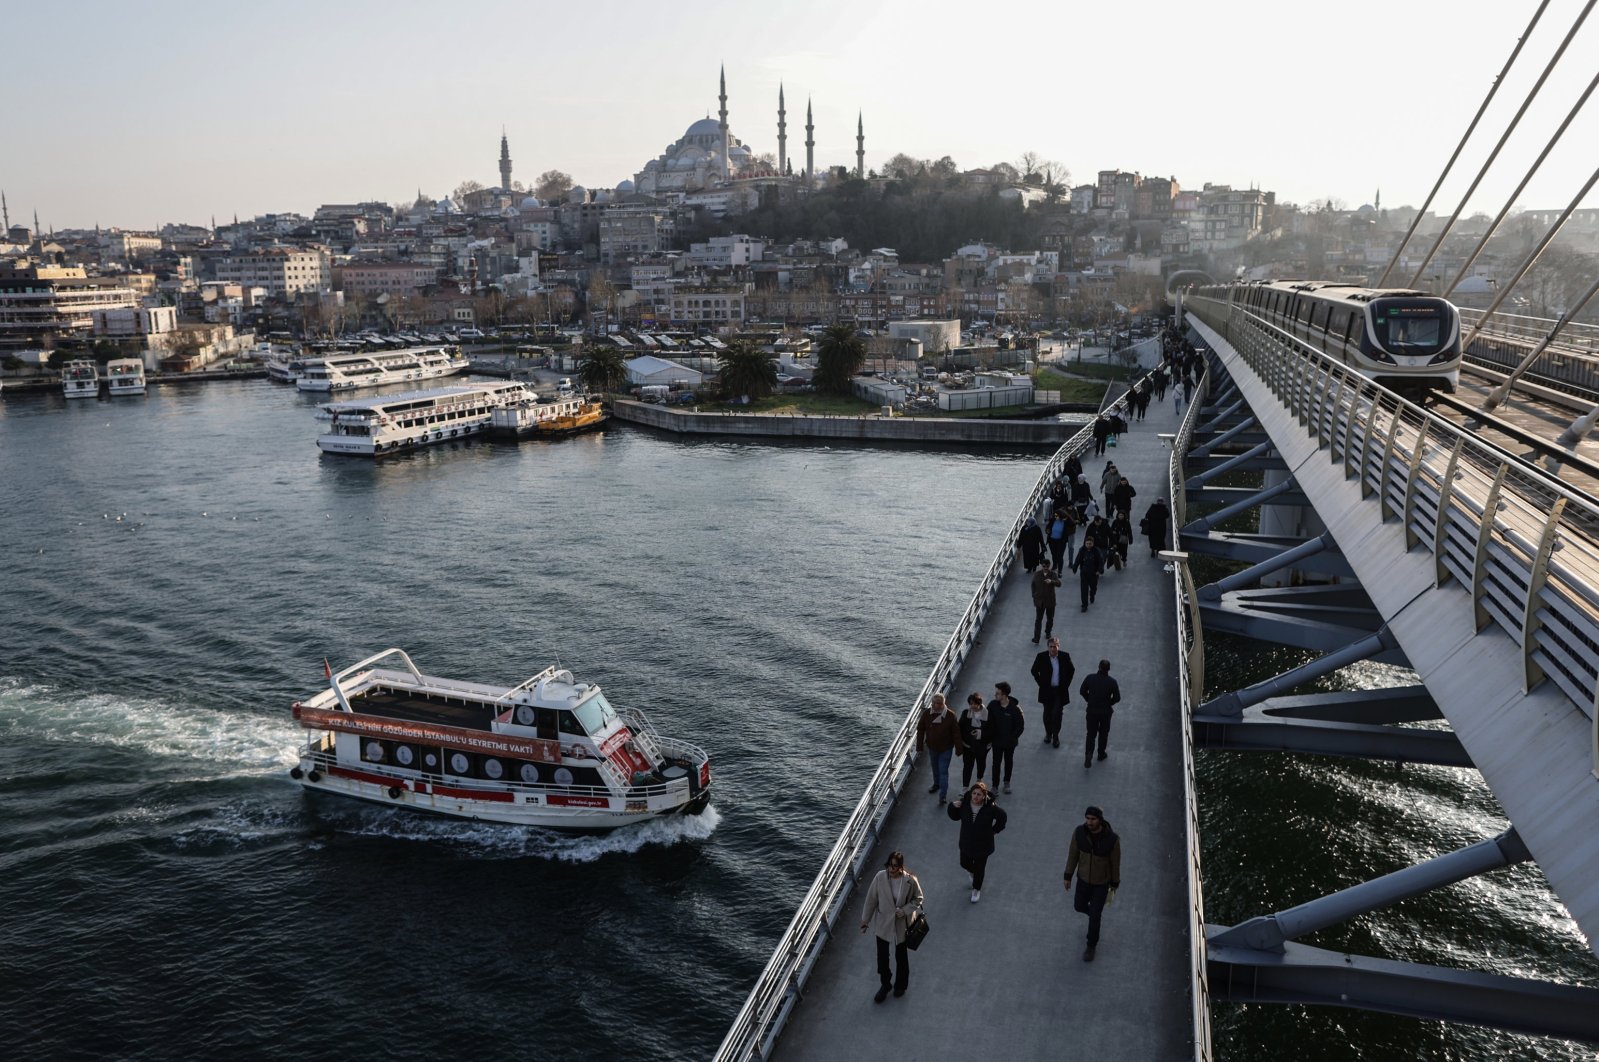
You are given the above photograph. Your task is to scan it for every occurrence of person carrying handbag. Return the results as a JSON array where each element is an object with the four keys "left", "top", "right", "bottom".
[{"left": 860, "top": 850, "right": 924, "bottom": 1003}]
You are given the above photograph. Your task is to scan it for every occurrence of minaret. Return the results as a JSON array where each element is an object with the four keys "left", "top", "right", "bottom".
[
  {"left": 34, "top": 209, "right": 41, "bottom": 238},
  {"left": 855, "top": 112, "right": 865, "bottom": 179},
  {"left": 499, "top": 129, "right": 513, "bottom": 190},
  {"left": 1, "top": 190, "right": 9, "bottom": 233},
  {"left": 777, "top": 84, "right": 787, "bottom": 178},
  {"left": 805, "top": 98, "right": 815, "bottom": 185},
  {"left": 718, "top": 65, "right": 730, "bottom": 180}
]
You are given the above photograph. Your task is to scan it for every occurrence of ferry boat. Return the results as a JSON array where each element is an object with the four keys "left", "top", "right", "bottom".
[
  {"left": 266, "top": 350, "right": 313, "bottom": 383},
  {"left": 105, "top": 358, "right": 147, "bottom": 396},
  {"left": 289, "top": 649, "right": 713, "bottom": 829},
  {"left": 61, "top": 359, "right": 99, "bottom": 399},
  {"left": 488, "top": 391, "right": 610, "bottom": 440},
  {"left": 316, "top": 381, "right": 533, "bottom": 456},
  {"left": 296, "top": 346, "right": 469, "bottom": 392}
]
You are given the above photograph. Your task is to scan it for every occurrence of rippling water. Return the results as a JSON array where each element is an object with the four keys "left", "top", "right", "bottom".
[{"left": 0, "top": 380, "right": 1044, "bottom": 1059}]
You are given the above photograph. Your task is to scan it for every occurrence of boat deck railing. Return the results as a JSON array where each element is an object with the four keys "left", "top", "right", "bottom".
[
  {"left": 712, "top": 367, "right": 1155, "bottom": 1062},
  {"left": 302, "top": 745, "right": 698, "bottom": 803}
]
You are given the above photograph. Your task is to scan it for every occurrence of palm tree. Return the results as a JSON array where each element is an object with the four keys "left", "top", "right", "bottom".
[
  {"left": 813, "top": 323, "right": 866, "bottom": 395},
  {"left": 578, "top": 348, "right": 627, "bottom": 393},
  {"left": 717, "top": 341, "right": 777, "bottom": 402}
]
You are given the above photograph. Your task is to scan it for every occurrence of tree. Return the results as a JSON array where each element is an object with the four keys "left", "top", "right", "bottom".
[
  {"left": 717, "top": 341, "right": 777, "bottom": 401},
  {"left": 578, "top": 348, "right": 628, "bottom": 393},
  {"left": 453, "top": 179, "right": 484, "bottom": 203},
  {"left": 991, "top": 161, "right": 1020, "bottom": 183},
  {"left": 535, "top": 169, "right": 574, "bottom": 202},
  {"left": 813, "top": 324, "right": 866, "bottom": 395}
]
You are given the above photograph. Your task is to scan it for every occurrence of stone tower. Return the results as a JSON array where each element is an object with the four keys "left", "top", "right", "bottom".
[
  {"left": 855, "top": 112, "right": 865, "bottom": 179},
  {"left": 499, "top": 130, "right": 512, "bottom": 190},
  {"left": 718, "top": 65, "right": 730, "bottom": 180},
  {"left": 777, "top": 84, "right": 787, "bottom": 178},
  {"left": 805, "top": 98, "right": 815, "bottom": 184}
]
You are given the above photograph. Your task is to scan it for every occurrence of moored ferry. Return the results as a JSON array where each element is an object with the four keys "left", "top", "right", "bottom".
[
  {"left": 61, "top": 359, "right": 99, "bottom": 399},
  {"left": 296, "top": 346, "right": 469, "bottom": 392},
  {"left": 105, "top": 358, "right": 147, "bottom": 396},
  {"left": 266, "top": 351, "right": 313, "bottom": 383},
  {"left": 289, "top": 649, "right": 712, "bottom": 829},
  {"left": 488, "top": 391, "right": 611, "bottom": 440},
  {"left": 316, "top": 381, "right": 533, "bottom": 456}
]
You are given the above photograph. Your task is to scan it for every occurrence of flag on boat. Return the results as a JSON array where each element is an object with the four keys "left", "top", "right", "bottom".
[{"left": 324, "top": 658, "right": 332, "bottom": 681}]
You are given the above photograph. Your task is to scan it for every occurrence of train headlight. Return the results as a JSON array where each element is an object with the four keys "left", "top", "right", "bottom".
[
  {"left": 1369, "top": 350, "right": 1396, "bottom": 364},
  {"left": 1428, "top": 350, "right": 1456, "bottom": 364}
]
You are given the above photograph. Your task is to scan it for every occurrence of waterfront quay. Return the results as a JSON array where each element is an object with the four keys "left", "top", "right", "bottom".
[
  {"left": 724, "top": 387, "right": 1194, "bottom": 1059},
  {"left": 612, "top": 399, "right": 1080, "bottom": 445}
]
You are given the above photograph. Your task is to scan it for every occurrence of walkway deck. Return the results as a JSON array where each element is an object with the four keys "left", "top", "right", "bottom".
[{"left": 773, "top": 395, "right": 1193, "bottom": 1060}]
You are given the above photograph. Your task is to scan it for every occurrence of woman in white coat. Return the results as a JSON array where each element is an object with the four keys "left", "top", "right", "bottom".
[{"left": 859, "top": 850, "right": 924, "bottom": 1003}]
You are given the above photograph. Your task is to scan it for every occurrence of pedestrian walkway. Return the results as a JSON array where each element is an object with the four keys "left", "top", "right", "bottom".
[{"left": 773, "top": 395, "right": 1191, "bottom": 1061}]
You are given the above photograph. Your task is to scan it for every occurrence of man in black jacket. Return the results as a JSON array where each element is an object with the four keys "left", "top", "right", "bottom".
[
  {"left": 1070, "top": 535, "right": 1105, "bottom": 612},
  {"left": 1077, "top": 658, "right": 1121, "bottom": 768},
  {"left": 1063, "top": 806, "right": 1121, "bottom": 961},
  {"left": 1029, "top": 638, "right": 1075, "bottom": 748},
  {"left": 986, "top": 682, "right": 1025, "bottom": 795}
]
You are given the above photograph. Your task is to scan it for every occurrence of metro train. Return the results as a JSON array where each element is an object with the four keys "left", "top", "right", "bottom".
[{"left": 1186, "top": 281, "right": 1463, "bottom": 397}]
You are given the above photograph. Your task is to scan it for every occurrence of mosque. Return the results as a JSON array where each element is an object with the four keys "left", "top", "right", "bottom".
[{"left": 631, "top": 67, "right": 865, "bottom": 198}]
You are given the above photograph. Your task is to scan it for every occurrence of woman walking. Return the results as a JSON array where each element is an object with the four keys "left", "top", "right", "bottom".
[
  {"left": 947, "top": 781, "right": 1008, "bottom": 903},
  {"left": 958, "top": 692, "right": 990, "bottom": 787},
  {"left": 1141, "top": 498, "right": 1171, "bottom": 557},
  {"left": 859, "top": 850, "right": 924, "bottom": 1002}
]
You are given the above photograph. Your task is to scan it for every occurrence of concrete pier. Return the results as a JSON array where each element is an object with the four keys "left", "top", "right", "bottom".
[
  {"left": 770, "top": 392, "right": 1193, "bottom": 1059},
  {"left": 612, "top": 399, "right": 1078, "bottom": 445}
]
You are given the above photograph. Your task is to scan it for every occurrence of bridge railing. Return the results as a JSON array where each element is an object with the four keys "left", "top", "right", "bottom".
[
  {"left": 714, "top": 380, "right": 1150, "bottom": 1062},
  {"left": 1460, "top": 307, "right": 1599, "bottom": 398},
  {"left": 1185, "top": 297, "right": 1599, "bottom": 775},
  {"left": 1169, "top": 347, "right": 1215, "bottom": 1062}
]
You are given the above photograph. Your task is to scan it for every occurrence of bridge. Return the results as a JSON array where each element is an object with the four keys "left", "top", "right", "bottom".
[{"left": 713, "top": 295, "right": 1599, "bottom": 1059}]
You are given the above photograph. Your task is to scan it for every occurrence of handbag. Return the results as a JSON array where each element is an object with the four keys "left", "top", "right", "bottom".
[{"left": 904, "top": 908, "right": 930, "bottom": 951}]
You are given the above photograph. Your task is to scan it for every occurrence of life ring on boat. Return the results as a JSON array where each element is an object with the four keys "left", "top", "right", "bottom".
[
  {"left": 387, "top": 786, "right": 403, "bottom": 799},
  {"left": 290, "top": 767, "right": 304, "bottom": 780},
  {"left": 307, "top": 770, "right": 322, "bottom": 782}
]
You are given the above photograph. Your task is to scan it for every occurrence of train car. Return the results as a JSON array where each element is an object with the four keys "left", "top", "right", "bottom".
[{"left": 1187, "top": 281, "right": 1462, "bottom": 399}]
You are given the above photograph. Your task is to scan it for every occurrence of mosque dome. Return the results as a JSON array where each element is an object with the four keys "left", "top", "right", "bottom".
[
  {"left": 567, "top": 186, "right": 589, "bottom": 204},
  {"left": 685, "top": 117, "right": 722, "bottom": 139},
  {"left": 615, "top": 179, "right": 635, "bottom": 194},
  {"left": 520, "top": 196, "right": 542, "bottom": 209}
]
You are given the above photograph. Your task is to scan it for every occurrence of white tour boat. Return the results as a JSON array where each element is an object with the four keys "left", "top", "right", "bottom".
[
  {"left": 316, "top": 381, "right": 533, "bottom": 456},
  {"left": 61, "top": 359, "right": 99, "bottom": 399},
  {"left": 290, "top": 649, "right": 713, "bottom": 829},
  {"left": 105, "top": 358, "right": 147, "bottom": 396},
  {"left": 296, "top": 346, "right": 469, "bottom": 392},
  {"left": 266, "top": 351, "right": 314, "bottom": 383},
  {"left": 487, "top": 391, "right": 610, "bottom": 439}
]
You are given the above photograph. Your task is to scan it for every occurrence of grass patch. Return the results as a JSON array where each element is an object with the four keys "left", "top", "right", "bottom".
[
  {"left": 717, "top": 393, "right": 878, "bottom": 415},
  {"left": 1042, "top": 361, "right": 1142, "bottom": 381},
  {"left": 1034, "top": 369, "right": 1110, "bottom": 404}
]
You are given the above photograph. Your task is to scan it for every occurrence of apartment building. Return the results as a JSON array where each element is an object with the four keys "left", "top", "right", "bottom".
[
  {"left": 215, "top": 247, "right": 330, "bottom": 298},
  {"left": 0, "top": 262, "right": 141, "bottom": 343}
]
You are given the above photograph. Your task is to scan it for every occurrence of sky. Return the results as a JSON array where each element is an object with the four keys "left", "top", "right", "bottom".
[{"left": 7, "top": 0, "right": 1599, "bottom": 232}]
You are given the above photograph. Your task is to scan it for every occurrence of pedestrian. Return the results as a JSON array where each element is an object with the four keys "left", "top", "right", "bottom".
[
  {"left": 1109, "top": 512, "right": 1133, "bottom": 569},
  {"left": 1046, "top": 507, "right": 1073, "bottom": 571},
  {"left": 1141, "top": 498, "right": 1171, "bottom": 557},
  {"left": 1112, "top": 478, "right": 1136, "bottom": 520},
  {"left": 1062, "top": 807, "right": 1120, "bottom": 962},
  {"left": 1174, "top": 382, "right": 1184, "bottom": 414},
  {"left": 1031, "top": 561, "right": 1060, "bottom": 644},
  {"left": 860, "top": 850, "right": 924, "bottom": 1000},
  {"left": 1078, "top": 658, "right": 1121, "bottom": 767},
  {"left": 1091, "top": 414, "right": 1111, "bottom": 457},
  {"left": 1153, "top": 367, "right": 1168, "bottom": 402},
  {"left": 1100, "top": 462, "right": 1121, "bottom": 501},
  {"left": 1030, "top": 635, "right": 1075, "bottom": 748},
  {"left": 947, "top": 781, "right": 1008, "bottom": 903},
  {"left": 987, "top": 682, "right": 1025, "bottom": 794},
  {"left": 1063, "top": 453, "right": 1083, "bottom": 484},
  {"left": 1070, "top": 473, "right": 1092, "bottom": 516},
  {"left": 1182, "top": 375, "right": 1194, "bottom": 404},
  {"left": 958, "top": 692, "right": 990, "bottom": 787},
  {"left": 1017, "top": 516, "right": 1045, "bottom": 574},
  {"left": 917, "top": 693, "right": 964, "bottom": 804},
  {"left": 1071, "top": 535, "right": 1105, "bottom": 612}
]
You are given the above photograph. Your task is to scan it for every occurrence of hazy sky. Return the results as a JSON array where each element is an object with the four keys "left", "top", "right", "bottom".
[{"left": 8, "top": 0, "right": 1599, "bottom": 231}]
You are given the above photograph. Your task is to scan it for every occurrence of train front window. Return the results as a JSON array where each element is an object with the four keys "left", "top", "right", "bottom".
[{"left": 1388, "top": 317, "right": 1441, "bottom": 348}]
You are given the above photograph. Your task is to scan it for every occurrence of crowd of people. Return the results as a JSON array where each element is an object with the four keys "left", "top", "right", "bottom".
[{"left": 873, "top": 343, "right": 1206, "bottom": 1003}]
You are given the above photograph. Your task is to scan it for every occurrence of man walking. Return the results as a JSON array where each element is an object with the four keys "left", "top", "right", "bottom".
[
  {"left": 916, "top": 693, "right": 964, "bottom": 804},
  {"left": 1070, "top": 535, "right": 1105, "bottom": 613},
  {"left": 1078, "top": 658, "right": 1121, "bottom": 768},
  {"left": 1030, "top": 637, "right": 1075, "bottom": 748},
  {"left": 1062, "top": 806, "right": 1121, "bottom": 961},
  {"left": 987, "top": 682, "right": 1025, "bottom": 794},
  {"left": 1030, "top": 561, "right": 1061, "bottom": 644}
]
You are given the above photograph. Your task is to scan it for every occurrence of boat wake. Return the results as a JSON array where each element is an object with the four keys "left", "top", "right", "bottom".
[{"left": 0, "top": 675, "right": 300, "bottom": 774}]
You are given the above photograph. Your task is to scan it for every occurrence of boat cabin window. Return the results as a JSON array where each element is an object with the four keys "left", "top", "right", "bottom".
[
  {"left": 571, "top": 692, "right": 619, "bottom": 736},
  {"left": 535, "top": 706, "right": 560, "bottom": 740},
  {"left": 558, "top": 709, "right": 587, "bottom": 736}
]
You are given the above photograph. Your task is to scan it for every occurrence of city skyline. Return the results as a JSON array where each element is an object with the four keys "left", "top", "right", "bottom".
[{"left": 8, "top": 0, "right": 1599, "bottom": 231}]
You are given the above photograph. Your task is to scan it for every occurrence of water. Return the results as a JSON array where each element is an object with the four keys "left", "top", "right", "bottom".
[
  {"left": 0, "top": 380, "right": 1044, "bottom": 1060},
  {"left": 4, "top": 381, "right": 1595, "bottom": 1060}
]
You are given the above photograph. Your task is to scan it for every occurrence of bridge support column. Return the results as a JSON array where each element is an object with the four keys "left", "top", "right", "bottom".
[
  {"left": 1181, "top": 477, "right": 1298, "bottom": 535},
  {"left": 1184, "top": 440, "right": 1274, "bottom": 489},
  {"left": 1198, "top": 626, "right": 1397, "bottom": 718},
  {"left": 1191, "top": 407, "right": 1252, "bottom": 451},
  {"left": 1197, "top": 534, "right": 1333, "bottom": 600}
]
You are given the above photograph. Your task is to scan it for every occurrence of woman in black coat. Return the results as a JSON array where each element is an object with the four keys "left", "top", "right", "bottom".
[
  {"left": 1017, "top": 517, "right": 1045, "bottom": 573},
  {"left": 947, "top": 781, "right": 1008, "bottom": 903}
]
